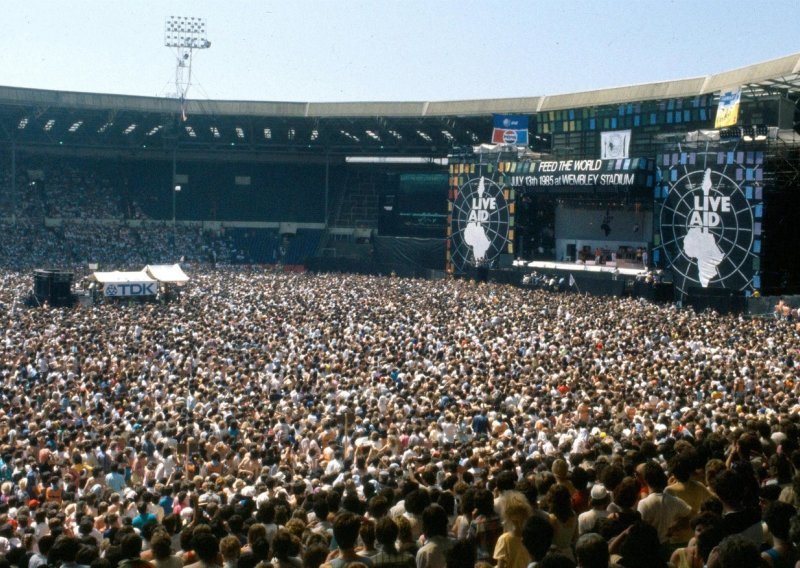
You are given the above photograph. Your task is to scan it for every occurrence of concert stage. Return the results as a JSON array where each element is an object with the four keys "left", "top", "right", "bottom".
[
  {"left": 481, "top": 259, "right": 673, "bottom": 300},
  {"left": 516, "top": 260, "right": 647, "bottom": 277}
]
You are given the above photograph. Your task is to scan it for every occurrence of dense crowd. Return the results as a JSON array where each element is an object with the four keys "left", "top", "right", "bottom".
[
  {"left": 0, "top": 162, "right": 288, "bottom": 271},
  {"left": 40, "top": 165, "right": 125, "bottom": 220},
  {"left": 0, "top": 221, "right": 239, "bottom": 272},
  {"left": 0, "top": 162, "right": 121, "bottom": 221},
  {"left": 0, "top": 267, "right": 798, "bottom": 568}
]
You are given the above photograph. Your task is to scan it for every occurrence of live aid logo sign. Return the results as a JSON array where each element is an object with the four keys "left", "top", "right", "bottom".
[
  {"left": 468, "top": 195, "right": 497, "bottom": 222},
  {"left": 689, "top": 194, "right": 731, "bottom": 227}
]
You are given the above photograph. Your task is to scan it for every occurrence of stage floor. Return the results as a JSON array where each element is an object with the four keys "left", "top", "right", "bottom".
[{"left": 513, "top": 259, "right": 647, "bottom": 277}]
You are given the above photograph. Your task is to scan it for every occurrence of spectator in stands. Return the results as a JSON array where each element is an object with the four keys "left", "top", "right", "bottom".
[
  {"left": 371, "top": 517, "right": 414, "bottom": 568},
  {"left": 546, "top": 485, "right": 578, "bottom": 561},
  {"left": 577, "top": 484, "right": 610, "bottom": 536},
  {"left": 468, "top": 488, "right": 502, "bottom": 563},
  {"left": 635, "top": 461, "right": 691, "bottom": 556},
  {"left": 521, "top": 514, "right": 554, "bottom": 567},
  {"left": 493, "top": 491, "right": 532, "bottom": 568},
  {"left": 574, "top": 533, "right": 609, "bottom": 568},
  {"left": 327, "top": 512, "right": 372, "bottom": 567},
  {"left": 760, "top": 501, "right": 797, "bottom": 568},
  {"left": 416, "top": 505, "right": 453, "bottom": 568},
  {"left": 707, "top": 534, "right": 763, "bottom": 568}
]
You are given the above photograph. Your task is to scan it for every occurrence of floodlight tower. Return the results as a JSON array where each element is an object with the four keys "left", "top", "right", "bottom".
[{"left": 164, "top": 16, "right": 211, "bottom": 118}]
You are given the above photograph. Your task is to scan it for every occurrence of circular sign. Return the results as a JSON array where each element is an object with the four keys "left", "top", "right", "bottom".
[
  {"left": 660, "top": 161, "right": 755, "bottom": 295},
  {"left": 450, "top": 176, "right": 510, "bottom": 272},
  {"left": 605, "top": 133, "right": 625, "bottom": 159}
]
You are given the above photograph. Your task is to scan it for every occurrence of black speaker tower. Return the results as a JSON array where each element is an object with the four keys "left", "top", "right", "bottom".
[{"left": 33, "top": 269, "right": 74, "bottom": 307}]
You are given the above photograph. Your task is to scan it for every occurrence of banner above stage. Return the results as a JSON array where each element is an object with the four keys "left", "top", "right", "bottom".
[
  {"left": 503, "top": 157, "right": 655, "bottom": 193},
  {"left": 714, "top": 87, "right": 741, "bottom": 129},
  {"left": 491, "top": 115, "right": 529, "bottom": 145}
]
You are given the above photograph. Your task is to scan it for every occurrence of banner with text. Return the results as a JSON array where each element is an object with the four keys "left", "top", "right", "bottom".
[
  {"left": 714, "top": 88, "right": 741, "bottom": 128},
  {"left": 492, "top": 115, "right": 529, "bottom": 145},
  {"left": 104, "top": 282, "right": 158, "bottom": 297},
  {"left": 504, "top": 158, "right": 654, "bottom": 194}
]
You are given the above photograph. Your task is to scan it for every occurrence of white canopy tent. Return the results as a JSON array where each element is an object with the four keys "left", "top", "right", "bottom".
[
  {"left": 144, "top": 264, "right": 190, "bottom": 285},
  {"left": 89, "top": 270, "right": 158, "bottom": 297},
  {"left": 90, "top": 270, "right": 155, "bottom": 284}
]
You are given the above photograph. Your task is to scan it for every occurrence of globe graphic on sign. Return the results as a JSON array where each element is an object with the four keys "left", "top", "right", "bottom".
[
  {"left": 605, "top": 133, "right": 625, "bottom": 159},
  {"left": 660, "top": 163, "right": 754, "bottom": 295},
  {"left": 450, "top": 176, "right": 510, "bottom": 272}
]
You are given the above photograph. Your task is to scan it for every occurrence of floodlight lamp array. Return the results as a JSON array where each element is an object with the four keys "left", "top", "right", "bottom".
[{"left": 165, "top": 16, "right": 210, "bottom": 49}]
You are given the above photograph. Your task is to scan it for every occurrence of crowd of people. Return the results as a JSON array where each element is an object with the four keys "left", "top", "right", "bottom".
[
  {"left": 0, "top": 161, "right": 124, "bottom": 222},
  {"left": 0, "top": 265, "right": 797, "bottom": 568},
  {"left": 0, "top": 221, "right": 239, "bottom": 272},
  {"left": 0, "top": 161, "right": 300, "bottom": 271},
  {"left": 39, "top": 165, "right": 125, "bottom": 220}
]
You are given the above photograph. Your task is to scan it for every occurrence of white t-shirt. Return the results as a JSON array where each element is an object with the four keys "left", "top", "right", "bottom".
[
  {"left": 637, "top": 491, "right": 691, "bottom": 544},
  {"left": 577, "top": 508, "right": 610, "bottom": 535}
]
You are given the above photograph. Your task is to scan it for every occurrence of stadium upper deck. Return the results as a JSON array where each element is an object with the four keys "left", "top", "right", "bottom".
[{"left": 0, "top": 52, "right": 796, "bottom": 160}]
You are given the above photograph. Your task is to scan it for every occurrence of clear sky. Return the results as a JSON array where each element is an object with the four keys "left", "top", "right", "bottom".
[{"left": 1, "top": 0, "right": 797, "bottom": 103}]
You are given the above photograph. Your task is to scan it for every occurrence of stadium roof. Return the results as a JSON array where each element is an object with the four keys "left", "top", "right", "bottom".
[{"left": 0, "top": 51, "right": 798, "bottom": 158}]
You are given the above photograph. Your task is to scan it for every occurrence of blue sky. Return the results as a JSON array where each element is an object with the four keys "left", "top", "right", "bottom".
[{"left": 1, "top": 0, "right": 797, "bottom": 103}]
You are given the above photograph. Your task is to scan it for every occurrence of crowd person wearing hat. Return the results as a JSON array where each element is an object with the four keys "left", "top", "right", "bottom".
[{"left": 577, "top": 485, "right": 610, "bottom": 536}]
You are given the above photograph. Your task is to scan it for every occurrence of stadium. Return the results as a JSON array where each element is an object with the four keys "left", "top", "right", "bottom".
[{"left": 2, "top": 36, "right": 800, "bottom": 568}]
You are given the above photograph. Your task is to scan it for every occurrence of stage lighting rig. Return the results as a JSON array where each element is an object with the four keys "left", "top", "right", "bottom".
[{"left": 164, "top": 16, "right": 211, "bottom": 119}]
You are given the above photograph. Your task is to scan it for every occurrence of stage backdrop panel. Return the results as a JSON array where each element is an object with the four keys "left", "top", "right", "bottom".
[
  {"left": 447, "top": 160, "right": 515, "bottom": 274},
  {"left": 373, "top": 236, "right": 446, "bottom": 274},
  {"left": 654, "top": 142, "right": 764, "bottom": 298},
  {"left": 555, "top": 206, "right": 652, "bottom": 242}
]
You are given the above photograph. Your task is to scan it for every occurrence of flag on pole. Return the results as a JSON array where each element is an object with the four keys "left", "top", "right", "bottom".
[{"left": 569, "top": 274, "right": 576, "bottom": 288}]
